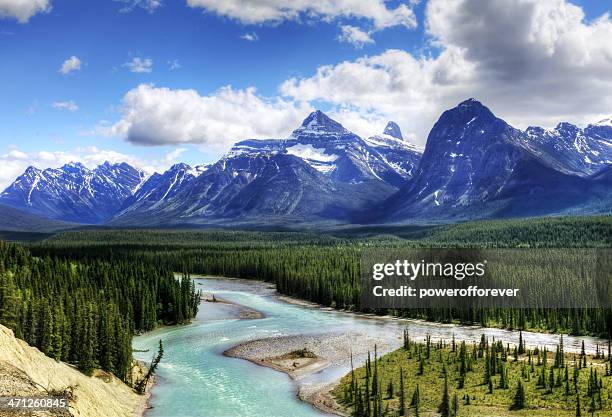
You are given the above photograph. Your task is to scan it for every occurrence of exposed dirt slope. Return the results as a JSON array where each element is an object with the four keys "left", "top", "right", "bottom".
[{"left": 0, "top": 324, "right": 144, "bottom": 417}]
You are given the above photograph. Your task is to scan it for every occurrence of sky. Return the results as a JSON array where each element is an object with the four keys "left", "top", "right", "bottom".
[{"left": 0, "top": 0, "right": 611, "bottom": 190}]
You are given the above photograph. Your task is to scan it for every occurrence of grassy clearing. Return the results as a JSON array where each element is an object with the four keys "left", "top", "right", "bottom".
[{"left": 333, "top": 333, "right": 612, "bottom": 416}]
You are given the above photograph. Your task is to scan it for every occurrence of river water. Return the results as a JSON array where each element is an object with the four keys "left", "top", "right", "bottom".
[{"left": 133, "top": 277, "right": 607, "bottom": 417}]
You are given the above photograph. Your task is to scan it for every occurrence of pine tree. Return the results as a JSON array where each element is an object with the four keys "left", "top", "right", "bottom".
[
  {"left": 376, "top": 380, "right": 382, "bottom": 417},
  {"left": 364, "top": 370, "right": 371, "bottom": 417},
  {"left": 372, "top": 345, "right": 378, "bottom": 397},
  {"left": 510, "top": 381, "right": 525, "bottom": 410},
  {"left": 438, "top": 375, "right": 450, "bottom": 417},
  {"left": 452, "top": 394, "right": 459, "bottom": 417},
  {"left": 518, "top": 330, "right": 525, "bottom": 355},
  {"left": 399, "top": 367, "right": 405, "bottom": 416},
  {"left": 386, "top": 380, "right": 393, "bottom": 399},
  {"left": 565, "top": 364, "right": 571, "bottom": 395},
  {"left": 499, "top": 363, "right": 509, "bottom": 389},
  {"left": 412, "top": 384, "right": 420, "bottom": 417},
  {"left": 136, "top": 339, "right": 164, "bottom": 394},
  {"left": 548, "top": 368, "right": 555, "bottom": 393}
]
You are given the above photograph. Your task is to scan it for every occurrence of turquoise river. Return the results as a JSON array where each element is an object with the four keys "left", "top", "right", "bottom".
[{"left": 133, "top": 277, "right": 605, "bottom": 417}]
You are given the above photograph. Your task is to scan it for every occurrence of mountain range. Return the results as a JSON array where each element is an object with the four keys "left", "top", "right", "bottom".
[{"left": 1, "top": 99, "right": 610, "bottom": 229}]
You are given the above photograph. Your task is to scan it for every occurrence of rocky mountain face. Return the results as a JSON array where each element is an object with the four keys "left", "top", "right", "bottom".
[
  {"left": 1, "top": 103, "right": 609, "bottom": 228},
  {"left": 521, "top": 120, "right": 612, "bottom": 176},
  {"left": 363, "top": 121, "right": 423, "bottom": 182},
  {"left": 379, "top": 99, "right": 612, "bottom": 221},
  {"left": 0, "top": 162, "right": 147, "bottom": 223},
  {"left": 111, "top": 112, "right": 417, "bottom": 225}
]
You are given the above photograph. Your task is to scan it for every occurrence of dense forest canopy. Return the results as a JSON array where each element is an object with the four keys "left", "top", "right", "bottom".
[
  {"left": 29, "top": 215, "right": 612, "bottom": 337},
  {"left": 0, "top": 241, "right": 199, "bottom": 382}
]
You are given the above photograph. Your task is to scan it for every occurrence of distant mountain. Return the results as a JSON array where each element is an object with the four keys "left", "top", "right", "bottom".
[
  {"left": 111, "top": 112, "right": 418, "bottom": 226},
  {"left": 383, "top": 121, "right": 403, "bottom": 140},
  {"left": 115, "top": 162, "right": 208, "bottom": 217},
  {"left": 364, "top": 121, "right": 423, "bottom": 181},
  {"left": 2, "top": 104, "right": 609, "bottom": 229},
  {"left": 0, "top": 162, "right": 147, "bottom": 224},
  {"left": 0, "top": 204, "right": 75, "bottom": 233},
  {"left": 379, "top": 99, "right": 612, "bottom": 222},
  {"left": 280, "top": 111, "right": 422, "bottom": 187},
  {"left": 521, "top": 119, "right": 612, "bottom": 176}
]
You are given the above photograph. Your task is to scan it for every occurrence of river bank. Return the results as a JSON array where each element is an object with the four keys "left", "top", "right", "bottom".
[
  {"left": 201, "top": 292, "right": 265, "bottom": 320},
  {"left": 223, "top": 331, "right": 392, "bottom": 416}
]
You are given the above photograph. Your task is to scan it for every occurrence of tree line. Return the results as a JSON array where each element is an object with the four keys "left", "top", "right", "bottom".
[
  {"left": 30, "top": 215, "right": 612, "bottom": 337},
  {"left": 0, "top": 240, "right": 199, "bottom": 382}
]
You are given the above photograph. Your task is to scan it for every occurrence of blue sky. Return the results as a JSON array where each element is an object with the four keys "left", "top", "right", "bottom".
[{"left": 0, "top": 0, "right": 611, "bottom": 189}]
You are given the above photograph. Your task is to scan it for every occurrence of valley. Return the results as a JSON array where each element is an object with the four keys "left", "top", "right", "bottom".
[{"left": 0, "top": 217, "right": 610, "bottom": 416}]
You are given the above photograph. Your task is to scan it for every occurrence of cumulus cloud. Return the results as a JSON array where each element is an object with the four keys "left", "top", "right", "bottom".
[
  {"left": 337, "top": 25, "right": 374, "bottom": 48},
  {"left": 186, "top": 0, "right": 416, "bottom": 30},
  {"left": 0, "top": 146, "right": 187, "bottom": 191},
  {"left": 240, "top": 32, "right": 258, "bottom": 42},
  {"left": 123, "top": 57, "right": 153, "bottom": 73},
  {"left": 59, "top": 56, "right": 81, "bottom": 75},
  {"left": 423, "top": 0, "right": 612, "bottom": 127},
  {"left": 280, "top": 48, "right": 474, "bottom": 144},
  {"left": 281, "top": 0, "right": 612, "bottom": 145},
  {"left": 52, "top": 100, "right": 78, "bottom": 112},
  {"left": 102, "top": 84, "right": 312, "bottom": 148},
  {"left": 0, "top": 0, "right": 50, "bottom": 23}
]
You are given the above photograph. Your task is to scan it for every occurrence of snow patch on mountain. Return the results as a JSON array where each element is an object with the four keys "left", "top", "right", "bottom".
[
  {"left": 594, "top": 117, "right": 612, "bottom": 127},
  {"left": 286, "top": 144, "right": 338, "bottom": 162}
]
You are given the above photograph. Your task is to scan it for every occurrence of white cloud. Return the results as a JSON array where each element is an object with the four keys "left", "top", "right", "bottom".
[
  {"left": 123, "top": 57, "right": 153, "bottom": 73},
  {"left": 167, "top": 59, "right": 181, "bottom": 70},
  {"left": 422, "top": 0, "right": 612, "bottom": 128},
  {"left": 115, "top": 0, "right": 162, "bottom": 13},
  {"left": 0, "top": 146, "right": 187, "bottom": 191},
  {"left": 0, "top": 0, "right": 50, "bottom": 23},
  {"left": 102, "top": 84, "right": 312, "bottom": 148},
  {"left": 280, "top": 49, "right": 473, "bottom": 144},
  {"left": 280, "top": 0, "right": 612, "bottom": 145},
  {"left": 186, "top": 0, "right": 417, "bottom": 30},
  {"left": 52, "top": 100, "right": 78, "bottom": 112},
  {"left": 59, "top": 56, "right": 82, "bottom": 75},
  {"left": 240, "top": 32, "right": 259, "bottom": 42},
  {"left": 337, "top": 25, "right": 374, "bottom": 48}
]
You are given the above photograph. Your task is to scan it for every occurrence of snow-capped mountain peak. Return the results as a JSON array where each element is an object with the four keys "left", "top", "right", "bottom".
[
  {"left": 61, "top": 161, "right": 89, "bottom": 173},
  {"left": 383, "top": 121, "right": 403, "bottom": 140},
  {"left": 0, "top": 161, "right": 147, "bottom": 223},
  {"left": 291, "top": 110, "right": 349, "bottom": 136},
  {"left": 23, "top": 166, "right": 42, "bottom": 177},
  {"left": 522, "top": 118, "right": 612, "bottom": 176}
]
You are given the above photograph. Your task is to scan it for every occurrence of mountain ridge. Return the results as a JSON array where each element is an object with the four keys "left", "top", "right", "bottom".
[
  {"left": 377, "top": 99, "right": 611, "bottom": 222},
  {"left": 1, "top": 102, "right": 610, "bottom": 227}
]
